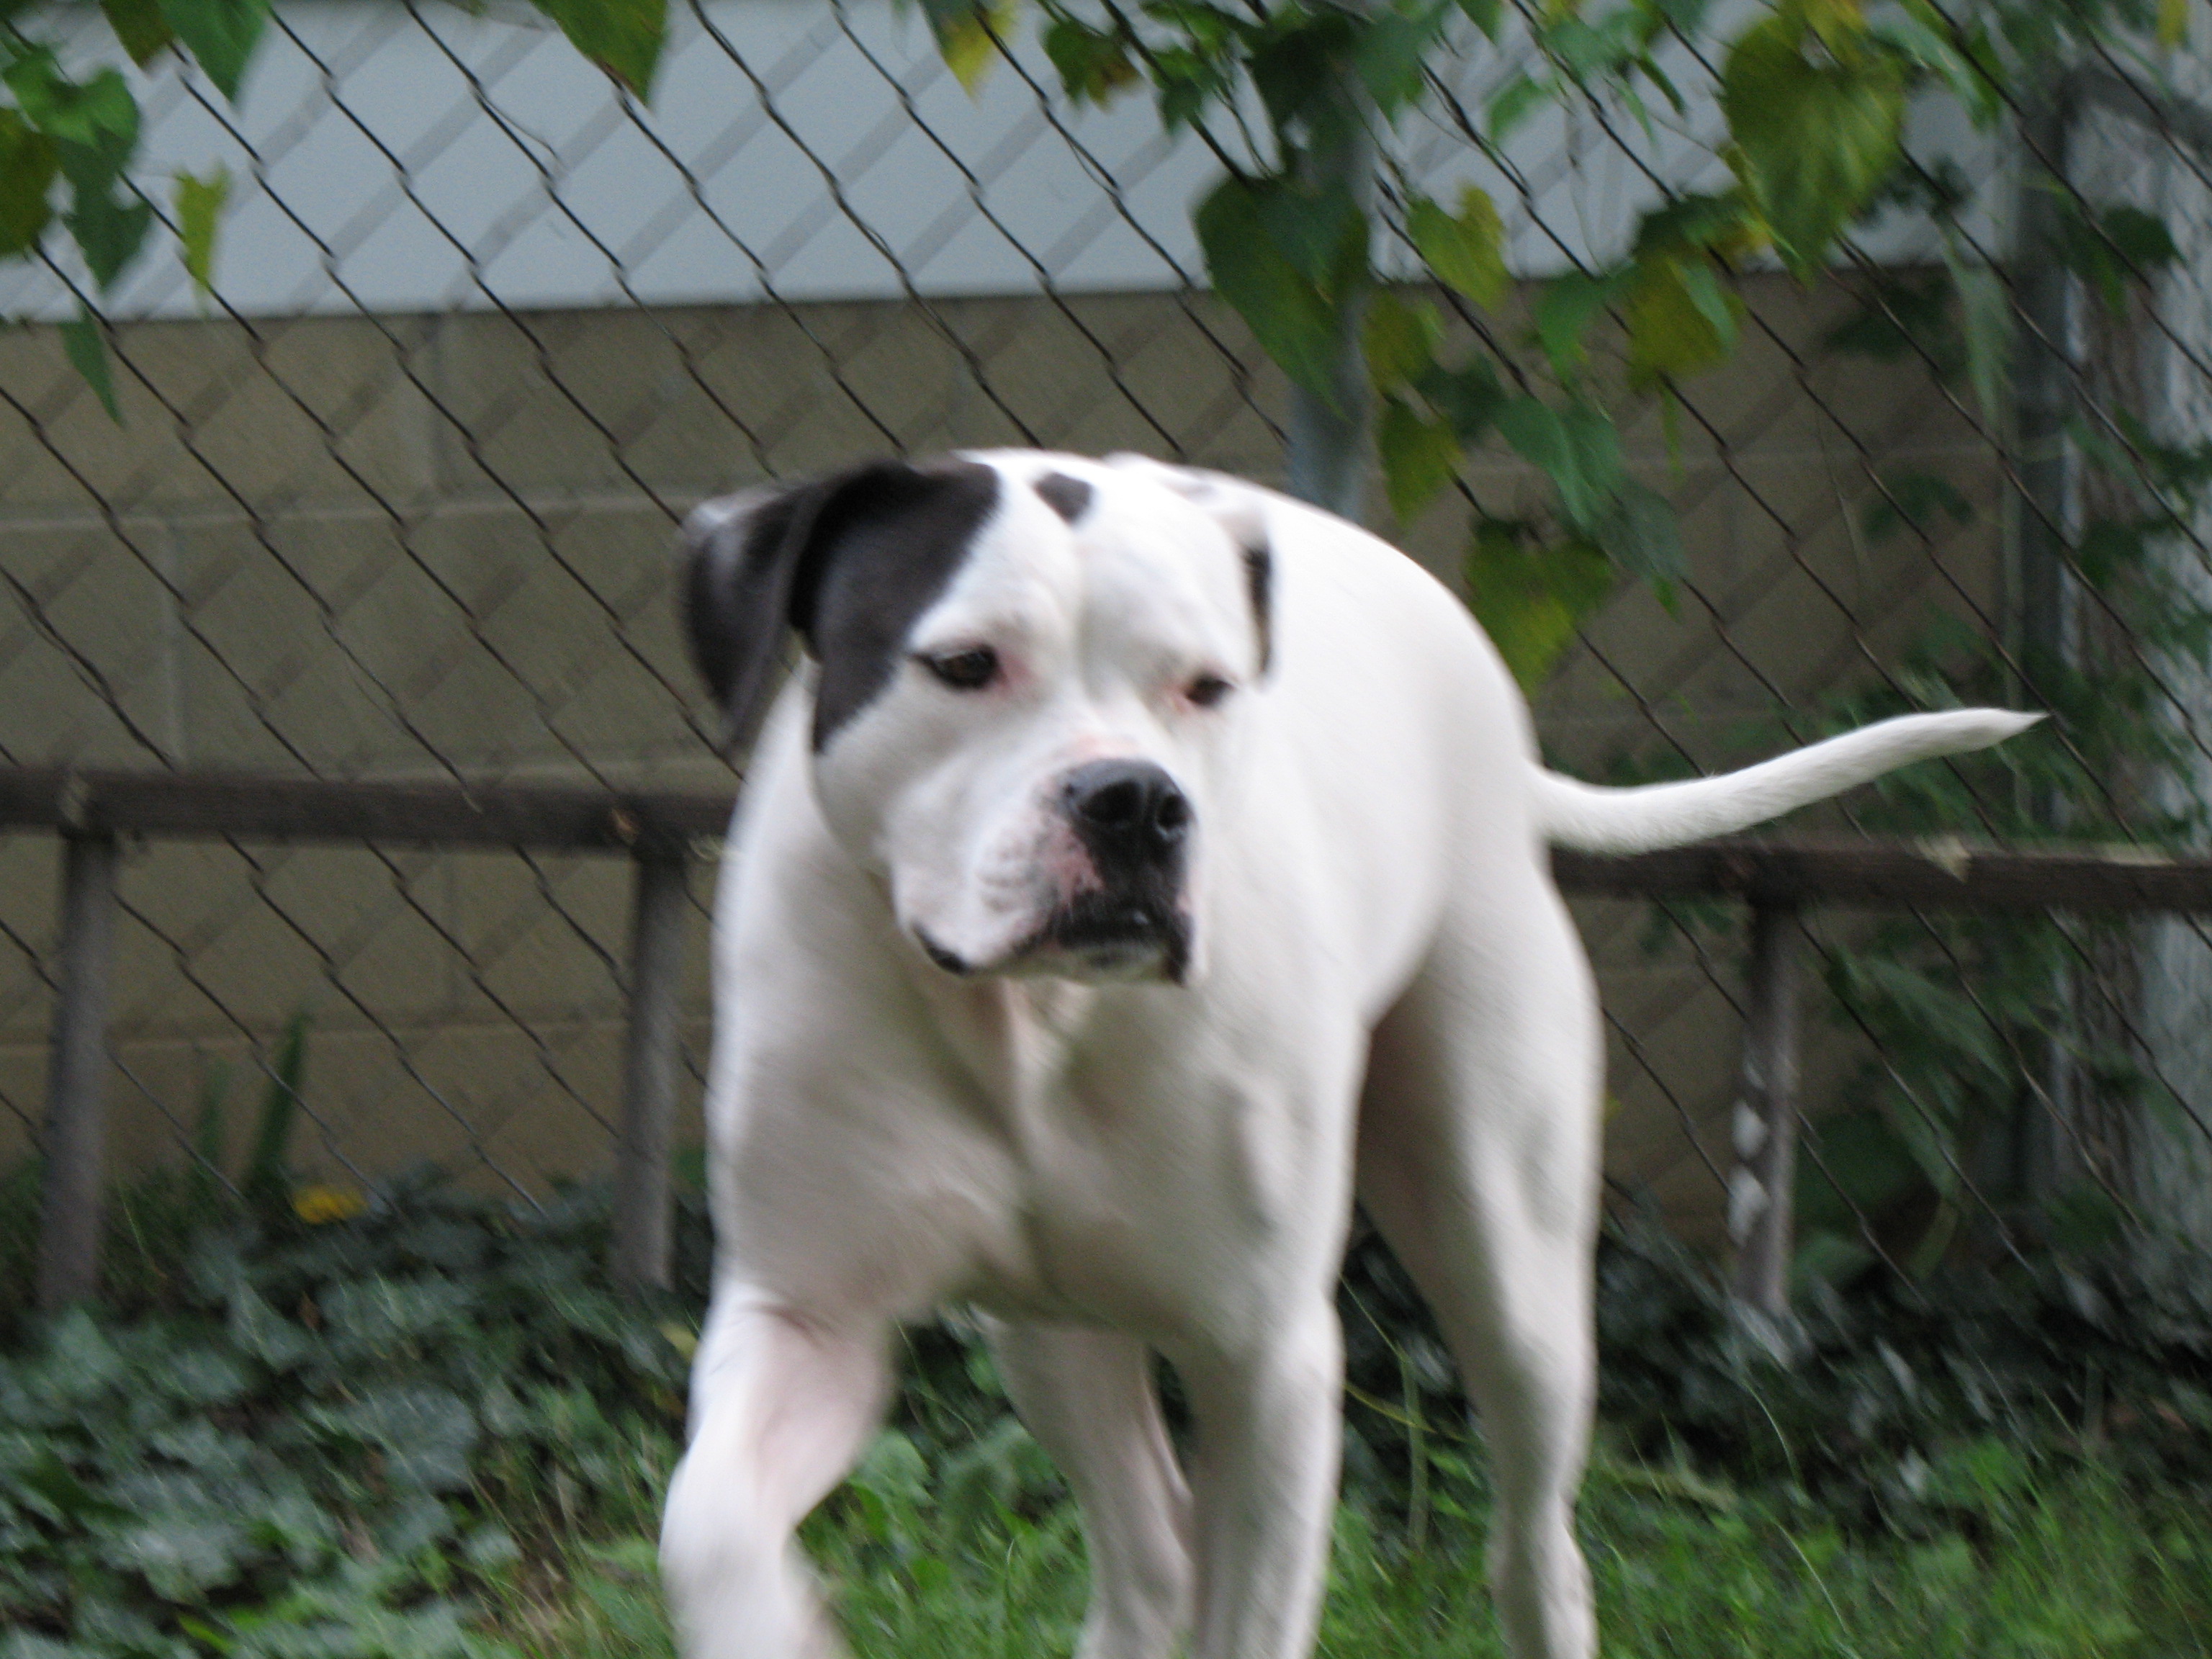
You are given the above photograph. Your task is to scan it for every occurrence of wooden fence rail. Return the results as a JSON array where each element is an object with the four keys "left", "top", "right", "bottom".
[{"left": 12, "top": 766, "right": 2212, "bottom": 1316}]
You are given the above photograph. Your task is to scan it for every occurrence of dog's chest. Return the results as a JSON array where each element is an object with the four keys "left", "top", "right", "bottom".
[{"left": 925, "top": 978, "right": 1323, "bottom": 1331}]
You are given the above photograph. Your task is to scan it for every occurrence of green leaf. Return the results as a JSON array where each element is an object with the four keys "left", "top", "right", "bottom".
[
  {"left": 2159, "top": 0, "right": 2188, "bottom": 50},
  {"left": 0, "top": 110, "right": 57, "bottom": 256},
  {"left": 1494, "top": 396, "right": 1622, "bottom": 530},
  {"left": 1543, "top": 17, "right": 1627, "bottom": 77},
  {"left": 1249, "top": 19, "right": 1343, "bottom": 133},
  {"left": 1454, "top": 0, "right": 1503, "bottom": 40},
  {"left": 1593, "top": 479, "right": 1684, "bottom": 583},
  {"left": 1863, "top": 470, "right": 1974, "bottom": 542},
  {"left": 107, "top": 1514, "right": 251, "bottom": 1600},
  {"left": 1822, "top": 270, "right": 1957, "bottom": 369},
  {"left": 227, "top": 1283, "right": 315, "bottom": 1369},
  {"left": 1871, "top": 2, "right": 1997, "bottom": 126},
  {"left": 161, "top": 1345, "right": 252, "bottom": 1405},
  {"left": 1624, "top": 254, "right": 1741, "bottom": 387},
  {"left": 174, "top": 164, "right": 227, "bottom": 295},
  {"left": 1720, "top": 13, "right": 1904, "bottom": 279},
  {"left": 2056, "top": 200, "right": 2180, "bottom": 318},
  {"left": 60, "top": 309, "right": 122, "bottom": 423},
  {"left": 2077, "top": 518, "right": 2150, "bottom": 584},
  {"left": 1946, "top": 252, "right": 2007, "bottom": 427},
  {"left": 940, "top": 1416, "right": 1056, "bottom": 1544},
  {"left": 1406, "top": 186, "right": 1509, "bottom": 308},
  {"left": 848, "top": 1428, "right": 932, "bottom": 1509},
  {"left": 1487, "top": 72, "right": 1552, "bottom": 140},
  {"left": 1632, "top": 190, "right": 1748, "bottom": 257},
  {"left": 1378, "top": 395, "right": 1462, "bottom": 521},
  {"left": 1417, "top": 356, "right": 1505, "bottom": 440},
  {"left": 102, "top": 0, "right": 176, "bottom": 66},
  {"left": 1651, "top": 0, "right": 1714, "bottom": 44},
  {"left": 1463, "top": 520, "right": 1615, "bottom": 691},
  {"left": 66, "top": 183, "right": 154, "bottom": 292},
  {"left": 1362, "top": 289, "right": 1443, "bottom": 390},
  {"left": 1153, "top": 45, "right": 1234, "bottom": 131},
  {"left": 1142, "top": 0, "right": 1244, "bottom": 54},
  {"left": 244, "top": 1010, "right": 308, "bottom": 1219},
  {"left": 2098, "top": 204, "right": 2180, "bottom": 271},
  {"left": 314, "top": 1385, "right": 480, "bottom": 1491},
  {"left": 1532, "top": 266, "right": 1632, "bottom": 378},
  {"left": 530, "top": 0, "right": 667, "bottom": 98},
  {"left": 1790, "top": 1226, "right": 1876, "bottom": 1290},
  {"left": 6, "top": 57, "right": 139, "bottom": 166},
  {"left": 1352, "top": 1, "right": 1450, "bottom": 114},
  {"left": 323, "top": 1276, "right": 480, "bottom": 1352},
  {"left": 1797, "top": 1107, "right": 1928, "bottom": 1233},
  {"left": 920, "top": 0, "right": 1012, "bottom": 94},
  {"left": 1197, "top": 173, "right": 1362, "bottom": 403},
  {"left": 1256, "top": 175, "right": 1366, "bottom": 291},
  {"left": 157, "top": 0, "right": 270, "bottom": 102},
  {"left": 19, "top": 1449, "right": 130, "bottom": 1523},
  {"left": 1043, "top": 17, "right": 1141, "bottom": 105}
]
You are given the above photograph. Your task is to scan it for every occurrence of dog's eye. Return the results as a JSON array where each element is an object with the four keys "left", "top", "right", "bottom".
[
  {"left": 1187, "top": 674, "right": 1235, "bottom": 709},
  {"left": 917, "top": 647, "right": 1000, "bottom": 691}
]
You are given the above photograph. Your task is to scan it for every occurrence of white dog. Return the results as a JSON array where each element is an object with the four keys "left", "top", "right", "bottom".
[{"left": 660, "top": 450, "right": 2033, "bottom": 1659}]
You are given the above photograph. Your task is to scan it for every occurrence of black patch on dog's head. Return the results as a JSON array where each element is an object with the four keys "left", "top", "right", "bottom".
[
  {"left": 1033, "top": 471, "right": 1093, "bottom": 523},
  {"left": 806, "top": 463, "right": 999, "bottom": 748},
  {"left": 682, "top": 459, "right": 999, "bottom": 752},
  {"left": 1242, "top": 541, "right": 1273, "bottom": 675}
]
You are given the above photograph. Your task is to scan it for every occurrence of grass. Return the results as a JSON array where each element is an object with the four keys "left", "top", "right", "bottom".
[
  {"left": 486, "top": 1432, "right": 2212, "bottom": 1658},
  {"left": 6, "top": 1161, "right": 2210, "bottom": 1659}
]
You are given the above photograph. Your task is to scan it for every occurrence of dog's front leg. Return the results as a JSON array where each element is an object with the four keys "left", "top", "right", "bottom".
[
  {"left": 1173, "top": 1302, "right": 1344, "bottom": 1659},
  {"left": 986, "top": 1319, "right": 1194, "bottom": 1659},
  {"left": 660, "top": 1286, "right": 891, "bottom": 1659}
]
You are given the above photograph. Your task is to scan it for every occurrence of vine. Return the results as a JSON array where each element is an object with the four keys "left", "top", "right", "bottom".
[
  {"left": 0, "top": 0, "right": 668, "bottom": 416},
  {"left": 931, "top": 0, "right": 2212, "bottom": 1267},
  {"left": 933, "top": 0, "right": 2187, "bottom": 686}
]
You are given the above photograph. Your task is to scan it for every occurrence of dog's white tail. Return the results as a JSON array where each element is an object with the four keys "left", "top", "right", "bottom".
[{"left": 1531, "top": 710, "right": 2043, "bottom": 855}]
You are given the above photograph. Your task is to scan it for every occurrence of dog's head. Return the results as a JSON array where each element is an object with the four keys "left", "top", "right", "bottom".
[{"left": 683, "top": 451, "right": 1272, "bottom": 985}]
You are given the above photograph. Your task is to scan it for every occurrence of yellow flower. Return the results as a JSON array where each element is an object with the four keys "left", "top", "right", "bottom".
[{"left": 292, "top": 1184, "right": 367, "bottom": 1225}]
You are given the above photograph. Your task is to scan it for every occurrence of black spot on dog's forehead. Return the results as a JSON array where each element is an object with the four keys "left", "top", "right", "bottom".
[
  {"left": 808, "top": 460, "right": 999, "bottom": 751},
  {"left": 1033, "top": 471, "right": 1093, "bottom": 523}
]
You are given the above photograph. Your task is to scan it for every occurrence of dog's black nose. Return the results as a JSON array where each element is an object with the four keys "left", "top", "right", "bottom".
[{"left": 1064, "top": 760, "right": 1191, "bottom": 861}]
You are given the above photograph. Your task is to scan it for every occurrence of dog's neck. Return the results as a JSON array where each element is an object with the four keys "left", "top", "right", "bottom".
[{"left": 907, "top": 961, "right": 1100, "bottom": 1122}]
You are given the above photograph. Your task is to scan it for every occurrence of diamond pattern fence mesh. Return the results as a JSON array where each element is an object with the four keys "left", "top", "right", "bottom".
[{"left": 1, "top": 0, "right": 2209, "bottom": 1293}]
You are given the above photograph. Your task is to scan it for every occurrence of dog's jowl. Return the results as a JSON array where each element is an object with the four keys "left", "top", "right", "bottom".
[{"left": 660, "top": 450, "right": 2036, "bottom": 1659}]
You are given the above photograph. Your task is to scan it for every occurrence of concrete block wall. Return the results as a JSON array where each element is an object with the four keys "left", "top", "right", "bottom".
[{"left": 0, "top": 276, "right": 1997, "bottom": 1241}]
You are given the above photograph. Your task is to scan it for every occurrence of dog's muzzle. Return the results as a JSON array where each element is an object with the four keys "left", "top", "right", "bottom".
[
  {"left": 1041, "top": 759, "right": 1193, "bottom": 980},
  {"left": 912, "top": 761, "right": 1198, "bottom": 983}
]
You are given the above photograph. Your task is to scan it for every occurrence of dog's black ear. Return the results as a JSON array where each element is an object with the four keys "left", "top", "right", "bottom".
[{"left": 681, "top": 461, "right": 930, "bottom": 745}]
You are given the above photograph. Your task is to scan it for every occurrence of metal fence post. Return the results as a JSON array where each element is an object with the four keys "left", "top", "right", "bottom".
[
  {"left": 611, "top": 847, "right": 689, "bottom": 1290},
  {"left": 1729, "top": 901, "right": 1802, "bottom": 1318},
  {"left": 35, "top": 832, "right": 121, "bottom": 1311},
  {"left": 2012, "top": 86, "right": 2085, "bottom": 1206},
  {"left": 1283, "top": 76, "right": 1377, "bottom": 523}
]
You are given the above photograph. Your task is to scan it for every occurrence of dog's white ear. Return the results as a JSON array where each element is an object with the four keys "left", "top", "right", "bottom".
[
  {"left": 1106, "top": 455, "right": 1274, "bottom": 676},
  {"left": 1106, "top": 454, "right": 1270, "bottom": 548}
]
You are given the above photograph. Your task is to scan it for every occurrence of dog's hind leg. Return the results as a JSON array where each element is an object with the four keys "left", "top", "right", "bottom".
[
  {"left": 984, "top": 1319, "right": 1193, "bottom": 1659},
  {"left": 660, "top": 1287, "right": 892, "bottom": 1659},
  {"left": 1355, "top": 880, "right": 1603, "bottom": 1659}
]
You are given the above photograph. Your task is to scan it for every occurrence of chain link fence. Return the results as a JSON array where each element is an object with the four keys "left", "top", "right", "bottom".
[{"left": 3, "top": 0, "right": 2210, "bottom": 1294}]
